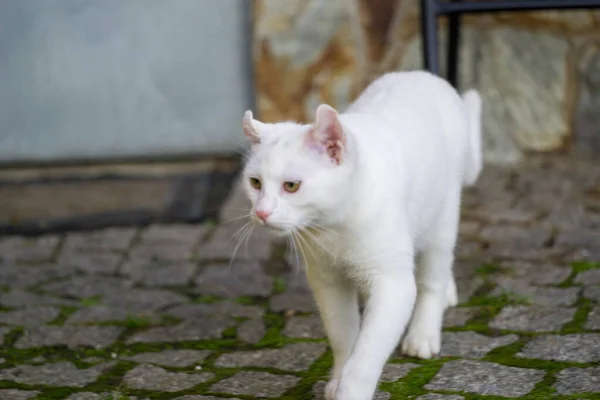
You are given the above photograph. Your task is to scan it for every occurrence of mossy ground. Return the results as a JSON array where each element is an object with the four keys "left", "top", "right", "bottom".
[{"left": 0, "top": 257, "right": 599, "bottom": 399}]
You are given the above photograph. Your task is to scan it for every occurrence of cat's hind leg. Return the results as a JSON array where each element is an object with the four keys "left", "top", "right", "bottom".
[{"left": 402, "top": 192, "right": 460, "bottom": 359}]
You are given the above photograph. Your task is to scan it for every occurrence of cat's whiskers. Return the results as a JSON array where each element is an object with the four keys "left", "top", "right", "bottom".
[
  {"left": 228, "top": 221, "right": 253, "bottom": 269},
  {"left": 287, "top": 234, "right": 302, "bottom": 273},
  {"left": 226, "top": 220, "right": 253, "bottom": 246},
  {"left": 217, "top": 213, "right": 251, "bottom": 227},
  {"left": 292, "top": 230, "right": 311, "bottom": 268},
  {"left": 299, "top": 227, "right": 336, "bottom": 260}
]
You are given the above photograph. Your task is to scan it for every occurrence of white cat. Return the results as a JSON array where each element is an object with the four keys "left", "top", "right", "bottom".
[{"left": 241, "top": 71, "right": 482, "bottom": 400}]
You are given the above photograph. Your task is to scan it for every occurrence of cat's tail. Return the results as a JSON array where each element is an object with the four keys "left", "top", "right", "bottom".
[{"left": 461, "top": 89, "right": 482, "bottom": 186}]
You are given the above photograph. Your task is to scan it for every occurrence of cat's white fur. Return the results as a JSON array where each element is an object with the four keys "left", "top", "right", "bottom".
[{"left": 241, "top": 71, "right": 482, "bottom": 400}]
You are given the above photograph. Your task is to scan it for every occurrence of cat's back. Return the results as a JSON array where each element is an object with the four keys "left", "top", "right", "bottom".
[
  {"left": 346, "top": 71, "right": 462, "bottom": 124},
  {"left": 343, "top": 70, "right": 469, "bottom": 178}
]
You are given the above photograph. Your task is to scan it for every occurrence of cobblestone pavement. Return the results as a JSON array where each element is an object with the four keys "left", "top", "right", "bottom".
[{"left": 0, "top": 156, "right": 599, "bottom": 399}]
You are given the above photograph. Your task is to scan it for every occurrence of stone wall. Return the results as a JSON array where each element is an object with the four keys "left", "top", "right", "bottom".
[{"left": 252, "top": 0, "right": 600, "bottom": 163}]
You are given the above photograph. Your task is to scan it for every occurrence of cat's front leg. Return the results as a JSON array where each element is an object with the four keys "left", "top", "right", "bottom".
[
  {"left": 335, "top": 266, "right": 416, "bottom": 400},
  {"left": 306, "top": 266, "right": 360, "bottom": 400}
]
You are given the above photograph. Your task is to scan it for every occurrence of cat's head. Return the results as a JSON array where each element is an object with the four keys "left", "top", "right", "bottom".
[{"left": 241, "top": 104, "right": 353, "bottom": 237}]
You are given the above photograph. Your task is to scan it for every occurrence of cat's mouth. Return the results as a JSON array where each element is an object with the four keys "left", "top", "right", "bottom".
[
  {"left": 265, "top": 226, "right": 290, "bottom": 238},
  {"left": 251, "top": 218, "right": 293, "bottom": 237}
]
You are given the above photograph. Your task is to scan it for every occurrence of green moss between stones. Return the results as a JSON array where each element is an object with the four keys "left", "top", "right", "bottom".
[
  {"left": 80, "top": 296, "right": 103, "bottom": 307},
  {"left": 572, "top": 261, "right": 600, "bottom": 273},
  {"left": 193, "top": 294, "right": 221, "bottom": 304},
  {"left": 273, "top": 277, "right": 286, "bottom": 294},
  {"left": 559, "top": 261, "right": 600, "bottom": 287},
  {"left": 49, "top": 306, "right": 78, "bottom": 325},
  {"left": 475, "top": 263, "right": 507, "bottom": 278},
  {"left": 381, "top": 359, "right": 446, "bottom": 398},
  {"left": 562, "top": 298, "right": 594, "bottom": 334}
]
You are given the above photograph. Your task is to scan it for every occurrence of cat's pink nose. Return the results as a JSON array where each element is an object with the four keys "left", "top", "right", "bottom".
[{"left": 255, "top": 209, "right": 271, "bottom": 222}]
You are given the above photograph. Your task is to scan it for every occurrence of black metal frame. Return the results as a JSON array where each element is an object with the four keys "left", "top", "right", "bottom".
[{"left": 421, "top": 0, "right": 600, "bottom": 87}]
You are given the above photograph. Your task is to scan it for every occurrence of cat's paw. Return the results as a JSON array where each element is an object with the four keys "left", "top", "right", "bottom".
[
  {"left": 445, "top": 278, "right": 458, "bottom": 308},
  {"left": 401, "top": 330, "right": 441, "bottom": 359},
  {"left": 325, "top": 379, "right": 339, "bottom": 400}
]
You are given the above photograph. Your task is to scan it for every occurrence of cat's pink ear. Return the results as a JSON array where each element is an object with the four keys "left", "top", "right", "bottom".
[
  {"left": 242, "top": 110, "right": 262, "bottom": 145},
  {"left": 309, "top": 104, "right": 346, "bottom": 165}
]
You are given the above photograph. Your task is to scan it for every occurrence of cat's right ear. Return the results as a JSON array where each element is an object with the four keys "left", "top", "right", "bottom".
[{"left": 242, "top": 110, "right": 263, "bottom": 145}]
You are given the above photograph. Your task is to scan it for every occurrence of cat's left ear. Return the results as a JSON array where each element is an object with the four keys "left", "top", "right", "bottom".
[
  {"left": 242, "top": 110, "right": 265, "bottom": 145},
  {"left": 309, "top": 104, "right": 346, "bottom": 165}
]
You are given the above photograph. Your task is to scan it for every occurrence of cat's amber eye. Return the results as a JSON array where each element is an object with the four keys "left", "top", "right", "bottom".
[
  {"left": 249, "top": 177, "right": 262, "bottom": 190},
  {"left": 283, "top": 181, "right": 301, "bottom": 193}
]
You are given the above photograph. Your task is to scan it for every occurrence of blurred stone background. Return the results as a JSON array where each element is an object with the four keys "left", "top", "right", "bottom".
[{"left": 252, "top": 0, "right": 600, "bottom": 163}]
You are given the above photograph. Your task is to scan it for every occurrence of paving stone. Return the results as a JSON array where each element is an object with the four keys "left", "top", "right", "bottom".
[
  {"left": 554, "top": 366, "right": 600, "bottom": 394},
  {"left": 459, "top": 220, "right": 481, "bottom": 237},
  {"left": 424, "top": 360, "right": 545, "bottom": 397},
  {"left": 64, "top": 227, "right": 137, "bottom": 252},
  {"left": 0, "top": 389, "right": 39, "bottom": 400},
  {"left": 453, "top": 261, "right": 485, "bottom": 302},
  {"left": 166, "top": 301, "right": 264, "bottom": 320},
  {"left": 57, "top": 248, "right": 122, "bottom": 274},
  {"left": 491, "top": 279, "right": 580, "bottom": 306},
  {"left": 416, "top": 395, "right": 465, "bottom": 400},
  {"left": 556, "top": 230, "right": 600, "bottom": 252},
  {"left": 127, "top": 316, "right": 235, "bottom": 344},
  {"left": 215, "top": 342, "right": 327, "bottom": 372},
  {"left": 122, "top": 349, "right": 211, "bottom": 367},
  {"left": 122, "top": 260, "right": 197, "bottom": 286},
  {"left": 65, "top": 392, "right": 145, "bottom": 400},
  {"left": 141, "top": 224, "right": 206, "bottom": 246},
  {"left": 380, "top": 363, "right": 419, "bottom": 382},
  {"left": 270, "top": 290, "right": 317, "bottom": 313},
  {"left": 0, "top": 235, "right": 60, "bottom": 263},
  {"left": 64, "top": 393, "right": 102, "bottom": 400},
  {"left": 0, "top": 289, "right": 78, "bottom": 307},
  {"left": 0, "top": 263, "right": 76, "bottom": 289},
  {"left": 283, "top": 314, "right": 326, "bottom": 338},
  {"left": 484, "top": 240, "right": 566, "bottom": 262},
  {"left": 101, "top": 288, "right": 187, "bottom": 313},
  {"left": 66, "top": 306, "right": 131, "bottom": 324},
  {"left": 441, "top": 331, "right": 519, "bottom": 358},
  {"left": 0, "top": 361, "right": 114, "bottom": 387},
  {"left": 123, "top": 364, "right": 213, "bottom": 392},
  {"left": 480, "top": 226, "right": 550, "bottom": 246},
  {"left": 455, "top": 241, "right": 482, "bottom": 261},
  {"left": 443, "top": 307, "right": 481, "bottom": 328},
  {"left": 584, "top": 286, "right": 600, "bottom": 302},
  {"left": 237, "top": 318, "right": 266, "bottom": 343},
  {"left": 44, "top": 276, "right": 132, "bottom": 299},
  {"left": 517, "top": 334, "right": 600, "bottom": 362},
  {"left": 128, "top": 242, "right": 195, "bottom": 262},
  {"left": 490, "top": 306, "right": 575, "bottom": 332},
  {"left": 210, "top": 371, "right": 300, "bottom": 398},
  {"left": 15, "top": 325, "right": 123, "bottom": 349},
  {"left": 312, "top": 381, "right": 390, "bottom": 400},
  {"left": 81, "top": 357, "right": 105, "bottom": 364},
  {"left": 501, "top": 262, "right": 572, "bottom": 285},
  {"left": 195, "top": 262, "right": 273, "bottom": 298},
  {"left": 173, "top": 396, "right": 242, "bottom": 400},
  {"left": 586, "top": 306, "right": 600, "bottom": 330},
  {"left": 196, "top": 224, "right": 272, "bottom": 261},
  {"left": 472, "top": 208, "right": 538, "bottom": 225},
  {"left": 0, "top": 306, "right": 61, "bottom": 326},
  {"left": 575, "top": 269, "right": 600, "bottom": 286}
]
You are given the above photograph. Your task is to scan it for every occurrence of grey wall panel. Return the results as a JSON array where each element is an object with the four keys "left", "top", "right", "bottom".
[{"left": 0, "top": 0, "right": 252, "bottom": 163}]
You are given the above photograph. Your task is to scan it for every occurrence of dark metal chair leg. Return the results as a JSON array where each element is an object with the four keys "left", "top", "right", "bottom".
[
  {"left": 421, "top": 0, "right": 440, "bottom": 75},
  {"left": 447, "top": 12, "right": 461, "bottom": 87}
]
